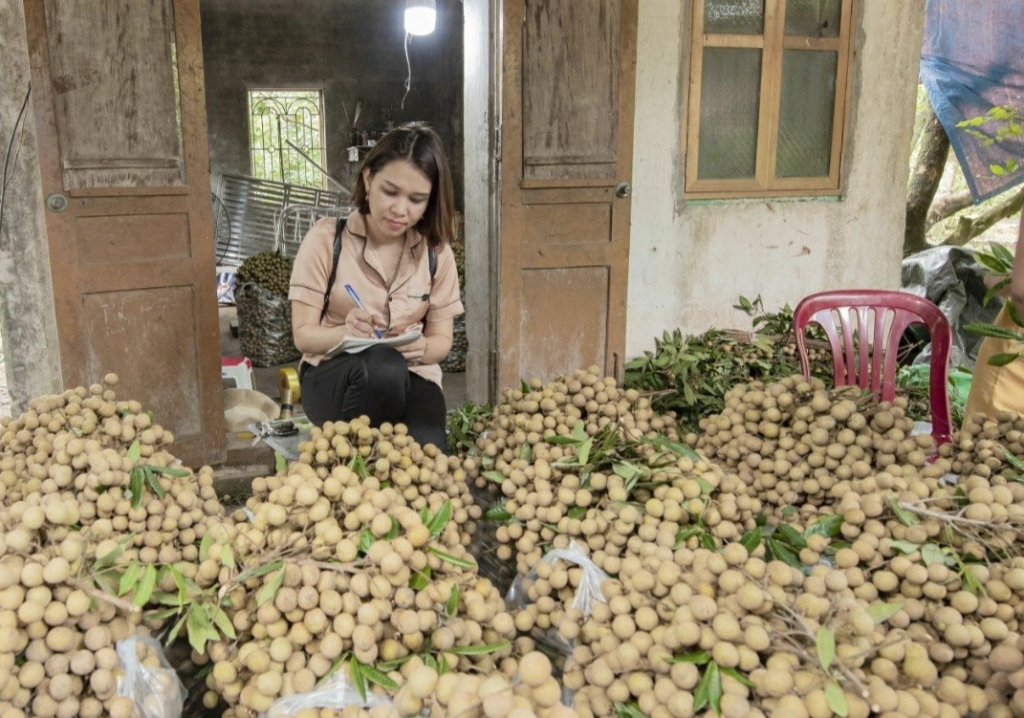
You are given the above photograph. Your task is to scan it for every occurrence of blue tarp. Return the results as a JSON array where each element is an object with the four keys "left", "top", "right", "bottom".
[{"left": 920, "top": 0, "right": 1024, "bottom": 202}]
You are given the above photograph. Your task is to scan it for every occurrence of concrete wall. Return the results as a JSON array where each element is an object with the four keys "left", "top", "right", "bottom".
[
  {"left": 0, "top": 0, "right": 64, "bottom": 412},
  {"left": 626, "top": 1, "right": 926, "bottom": 357},
  {"left": 200, "top": 0, "right": 464, "bottom": 203}
]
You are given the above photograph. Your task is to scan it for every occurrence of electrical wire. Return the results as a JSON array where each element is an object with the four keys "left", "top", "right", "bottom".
[
  {"left": 402, "top": 31, "right": 413, "bottom": 110},
  {"left": 0, "top": 83, "right": 32, "bottom": 245}
]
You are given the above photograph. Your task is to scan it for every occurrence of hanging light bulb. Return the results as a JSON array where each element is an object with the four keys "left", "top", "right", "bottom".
[{"left": 405, "top": 0, "right": 436, "bottom": 36}]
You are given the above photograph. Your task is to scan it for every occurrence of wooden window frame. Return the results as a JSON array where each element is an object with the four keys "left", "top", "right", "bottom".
[{"left": 684, "top": 0, "right": 855, "bottom": 199}]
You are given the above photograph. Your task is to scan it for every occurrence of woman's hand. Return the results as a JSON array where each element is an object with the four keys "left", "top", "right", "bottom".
[
  {"left": 345, "top": 308, "right": 383, "bottom": 339},
  {"left": 397, "top": 335, "right": 428, "bottom": 364}
]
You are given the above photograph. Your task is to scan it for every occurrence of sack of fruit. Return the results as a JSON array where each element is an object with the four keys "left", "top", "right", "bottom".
[{"left": 236, "top": 282, "right": 301, "bottom": 367}]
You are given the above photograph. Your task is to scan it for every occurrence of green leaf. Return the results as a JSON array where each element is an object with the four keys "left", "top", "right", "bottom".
[
  {"left": 198, "top": 531, "right": 214, "bottom": 562},
  {"left": 167, "top": 612, "right": 188, "bottom": 645},
  {"left": 889, "top": 540, "right": 921, "bottom": 555},
  {"left": 129, "top": 467, "right": 145, "bottom": 509},
  {"left": 429, "top": 547, "right": 477, "bottom": 570},
  {"left": 482, "top": 471, "right": 507, "bottom": 484},
  {"left": 964, "top": 322, "right": 1024, "bottom": 341},
  {"left": 826, "top": 681, "right": 849, "bottom": 717},
  {"left": 257, "top": 567, "right": 286, "bottom": 607},
  {"left": 520, "top": 443, "right": 532, "bottom": 461},
  {"left": 447, "top": 641, "right": 510, "bottom": 655},
  {"left": 485, "top": 505, "right": 513, "bottom": 522},
  {"left": 275, "top": 451, "right": 287, "bottom": 473},
  {"left": 385, "top": 517, "right": 402, "bottom": 541},
  {"left": 983, "top": 277, "right": 1012, "bottom": 307},
  {"left": 816, "top": 626, "right": 836, "bottom": 671},
  {"left": 1003, "top": 446, "right": 1024, "bottom": 472},
  {"left": 221, "top": 545, "right": 237, "bottom": 571},
  {"left": 359, "top": 529, "right": 374, "bottom": 556},
  {"left": 804, "top": 514, "right": 844, "bottom": 539},
  {"left": 921, "top": 543, "right": 953, "bottom": 567},
  {"left": 693, "top": 662, "right": 722, "bottom": 714},
  {"left": 127, "top": 440, "right": 141, "bottom": 464},
  {"left": 776, "top": 524, "right": 808, "bottom": 550},
  {"left": 211, "top": 606, "right": 237, "bottom": 640},
  {"left": 614, "top": 702, "right": 651, "bottom": 718},
  {"left": 409, "top": 567, "right": 431, "bottom": 591},
  {"left": 348, "top": 454, "right": 369, "bottom": 479},
  {"left": 234, "top": 559, "right": 283, "bottom": 584},
  {"left": 186, "top": 606, "right": 214, "bottom": 655},
  {"left": 427, "top": 500, "right": 453, "bottom": 540},
  {"left": 446, "top": 584, "right": 458, "bottom": 618},
  {"left": 349, "top": 659, "right": 369, "bottom": 703},
  {"left": 577, "top": 438, "right": 593, "bottom": 466},
  {"left": 95, "top": 537, "right": 130, "bottom": 571},
  {"left": 989, "top": 352, "right": 1023, "bottom": 367},
  {"left": 651, "top": 435, "right": 700, "bottom": 460},
  {"left": 145, "top": 470, "right": 166, "bottom": 499},
  {"left": 866, "top": 602, "right": 903, "bottom": 623},
  {"left": 767, "top": 539, "right": 804, "bottom": 570},
  {"left": 886, "top": 495, "right": 920, "bottom": 526},
  {"left": 567, "top": 506, "right": 587, "bottom": 520},
  {"left": 669, "top": 649, "right": 711, "bottom": 665},
  {"left": 613, "top": 463, "right": 640, "bottom": 482},
  {"left": 118, "top": 563, "right": 141, "bottom": 597},
  {"left": 361, "top": 661, "right": 399, "bottom": 691},
  {"left": 727, "top": 530, "right": 758, "bottom": 559},
  {"left": 718, "top": 666, "right": 754, "bottom": 688}
]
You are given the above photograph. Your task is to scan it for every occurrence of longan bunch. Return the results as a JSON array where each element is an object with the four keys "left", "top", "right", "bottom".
[
  {"left": 237, "top": 251, "right": 294, "bottom": 296},
  {"left": 0, "top": 374, "right": 231, "bottom": 718},
  {"left": 696, "top": 376, "right": 938, "bottom": 519},
  {"left": 200, "top": 421, "right": 518, "bottom": 717},
  {"left": 942, "top": 409, "right": 1024, "bottom": 479}
]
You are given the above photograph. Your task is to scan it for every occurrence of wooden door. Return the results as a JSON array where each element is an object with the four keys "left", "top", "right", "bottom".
[
  {"left": 498, "top": 0, "right": 638, "bottom": 391},
  {"left": 24, "top": 0, "right": 225, "bottom": 465}
]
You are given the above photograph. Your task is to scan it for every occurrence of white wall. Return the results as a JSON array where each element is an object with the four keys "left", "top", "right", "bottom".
[{"left": 626, "top": 1, "right": 926, "bottom": 357}]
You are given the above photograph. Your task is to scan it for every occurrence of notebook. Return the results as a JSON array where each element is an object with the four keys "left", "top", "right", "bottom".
[{"left": 324, "top": 330, "right": 422, "bottom": 359}]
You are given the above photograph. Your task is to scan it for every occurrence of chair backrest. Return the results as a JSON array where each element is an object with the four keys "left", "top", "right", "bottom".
[{"left": 792, "top": 289, "right": 953, "bottom": 445}]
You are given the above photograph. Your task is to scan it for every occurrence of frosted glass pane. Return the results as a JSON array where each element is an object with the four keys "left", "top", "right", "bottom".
[
  {"left": 704, "top": 0, "right": 764, "bottom": 35},
  {"left": 698, "top": 48, "right": 761, "bottom": 180},
  {"left": 785, "top": 0, "right": 840, "bottom": 37},
  {"left": 776, "top": 50, "right": 837, "bottom": 178}
]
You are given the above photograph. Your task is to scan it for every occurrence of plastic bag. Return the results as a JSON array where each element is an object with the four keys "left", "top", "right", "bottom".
[
  {"left": 217, "top": 267, "right": 237, "bottom": 305},
  {"left": 506, "top": 540, "right": 609, "bottom": 617},
  {"left": 262, "top": 669, "right": 389, "bottom": 718},
  {"left": 236, "top": 282, "right": 301, "bottom": 367},
  {"left": 116, "top": 635, "right": 187, "bottom": 718}
]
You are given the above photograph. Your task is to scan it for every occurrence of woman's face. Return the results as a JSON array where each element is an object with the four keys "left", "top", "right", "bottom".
[{"left": 362, "top": 160, "right": 433, "bottom": 241}]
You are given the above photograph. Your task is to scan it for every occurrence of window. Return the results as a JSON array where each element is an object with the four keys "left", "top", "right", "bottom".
[
  {"left": 685, "top": 0, "right": 854, "bottom": 198},
  {"left": 248, "top": 90, "right": 326, "bottom": 188}
]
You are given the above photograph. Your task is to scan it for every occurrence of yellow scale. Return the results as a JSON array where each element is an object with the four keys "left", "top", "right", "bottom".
[{"left": 278, "top": 367, "right": 301, "bottom": 420}]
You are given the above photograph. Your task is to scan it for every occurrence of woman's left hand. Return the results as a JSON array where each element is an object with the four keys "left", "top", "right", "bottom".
[{"left": 398, "top": 335, "right": 428, "bottom": 364}]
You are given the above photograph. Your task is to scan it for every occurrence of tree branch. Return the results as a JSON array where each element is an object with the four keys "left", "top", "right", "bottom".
[
  {"left": 927, "top": 189, "right": 974, "bottom": 228},
  {"left": 932, "top": 186, "right": 1024, "bottom": 248},
  {"left": 905, "top": 105, "right": 951, "bottom": 257}
]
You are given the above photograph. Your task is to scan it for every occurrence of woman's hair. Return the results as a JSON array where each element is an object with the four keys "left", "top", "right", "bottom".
[{"left": 352, "top": 122, "right": 455, "bottom": 249}]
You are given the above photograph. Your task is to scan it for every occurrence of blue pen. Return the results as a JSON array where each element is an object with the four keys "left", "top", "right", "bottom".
[{"left": 343, "top": 284, "right": 383, "bottom": 338}]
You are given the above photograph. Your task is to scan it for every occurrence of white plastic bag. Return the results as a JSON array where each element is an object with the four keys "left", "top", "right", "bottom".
[
  {"left": 116, "top": 635, "right": 187, "bottom": 718},
  {"left": 506, "top": 540, "right": 609, "bottom": 616},
  {"left": 263, "top": 670, "right": 389, "bottom": 718}
]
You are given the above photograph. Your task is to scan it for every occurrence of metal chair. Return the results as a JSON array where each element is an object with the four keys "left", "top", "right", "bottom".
[{"left": 793, "top": 289, "right": 953, "bottom": 445}]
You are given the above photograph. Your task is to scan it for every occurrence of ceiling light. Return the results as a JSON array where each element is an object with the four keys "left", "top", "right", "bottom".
[{"left": 405, "top": 0, "right": 436, "bottom": 36}]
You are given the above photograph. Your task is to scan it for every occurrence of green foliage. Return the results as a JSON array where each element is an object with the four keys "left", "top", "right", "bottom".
[
  {"left": 624, "top": 297, "right": 831, "bottom": 433},
  {"left": 446, "top": 402, "right": 494, "bottom": 454},
  {"left": 965, "top": 242, "right": 1024, "bottom": 367},
  {"left": 956, "top": 105, "right": 1023, "bottom": 177}
]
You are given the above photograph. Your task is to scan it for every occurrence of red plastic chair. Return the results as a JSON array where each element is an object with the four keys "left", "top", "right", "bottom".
[{"left": 793, "top": 290, "right": 953, "bottom": 446}]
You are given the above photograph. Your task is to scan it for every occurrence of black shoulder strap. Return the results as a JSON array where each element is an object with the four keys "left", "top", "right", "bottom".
[
  {"left": 320, "top": 216, "right": 346, "bottom": 324},
  {"left": 429, "top": 246, "right": 437, "bottom": 280}
]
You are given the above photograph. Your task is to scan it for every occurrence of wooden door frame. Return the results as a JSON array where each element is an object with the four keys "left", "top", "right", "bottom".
[
  {"left": 463, "top": 0, "right": 503, "bottom": 403},
  {"left": 23, "top": 0, "right": 225, "bottom": 465}
]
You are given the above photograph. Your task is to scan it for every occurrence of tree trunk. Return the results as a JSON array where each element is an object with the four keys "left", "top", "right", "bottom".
[
  {"left": 931, "top": 186, "right": 1024, "bottom": 247},
  {"left": 905, "top": 106, "right": 950, "bottom": 256}
]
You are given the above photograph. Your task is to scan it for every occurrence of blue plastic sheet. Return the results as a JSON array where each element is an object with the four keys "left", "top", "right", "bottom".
[{"left": 920, "top": 0, "right": 1024, "bottom": 202}]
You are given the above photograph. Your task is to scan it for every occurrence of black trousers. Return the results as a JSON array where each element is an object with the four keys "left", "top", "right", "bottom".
[{"left": 299, "top": 345, "right": 447, "bottom": 451}]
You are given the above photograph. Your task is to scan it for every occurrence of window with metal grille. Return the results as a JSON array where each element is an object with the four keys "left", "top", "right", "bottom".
[
  {"left": 685, "top": 0, "right": 855, "bottom": 198},
  {"left": 248, "top": 90, "right": 327, "bottom": 188}
]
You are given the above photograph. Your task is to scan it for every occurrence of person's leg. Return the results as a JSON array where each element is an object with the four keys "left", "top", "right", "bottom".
[
  {"left": 300, "top": 346, "right": 410, "bottom": 425},
  {"left": 402, "top": 374, "right": 448, "bottom": 451}
]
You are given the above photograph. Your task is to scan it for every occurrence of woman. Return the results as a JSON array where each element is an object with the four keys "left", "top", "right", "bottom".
[
  {"left": 288, "top": 123, "right": 463, "bottom": 450},
  {"left": 965, "top": 215, "right": 1024, "bottom": 419}
]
